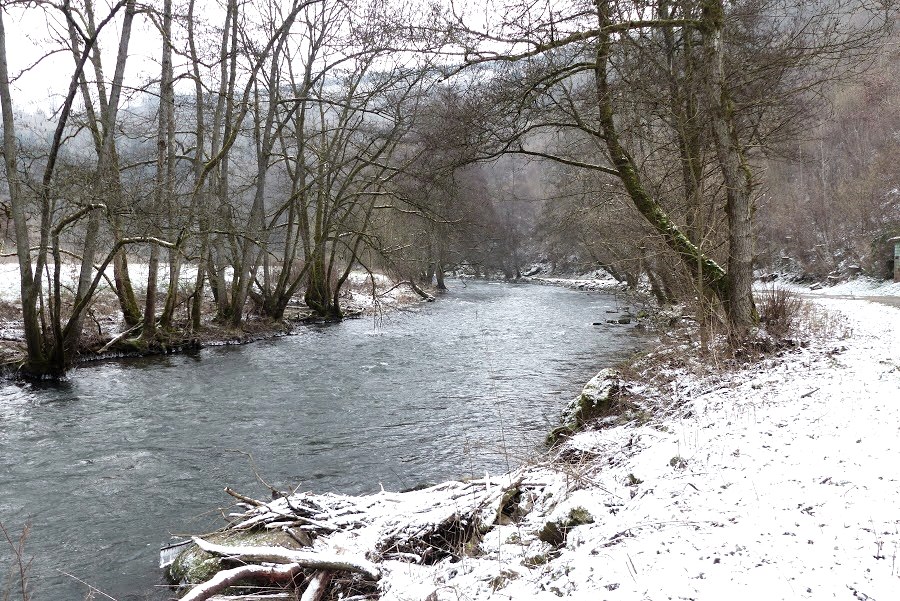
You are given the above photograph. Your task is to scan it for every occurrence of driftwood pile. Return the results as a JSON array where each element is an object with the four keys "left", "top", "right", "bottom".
[{"left": 163, "top": 471, "right": 535, "bottom": 601}]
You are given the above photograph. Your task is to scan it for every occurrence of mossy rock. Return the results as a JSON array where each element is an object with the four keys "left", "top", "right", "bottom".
[
  {"left": 495, "top": 486, "right": 525, "bottom": 525},
  {"left": 576, "top": 369, "right": 623, "bottom": 415},
  {"left": 166, "top": 529, "right": 302, "bottom": 586},
  {"left": 545, "top": 424, "right": 576, "bottom": 446},
  {"left": 538, "top": 507, "right": 595, "bottom": 548},
  {"left": 524, "top": 553, "right": 550, "bottom": 568},
  {"left": 669, "top": 455, "right": 688, "bottom": 469},
  {"left": 400, "top": 481, "right": 438, "bottom": 492},
  {"left": 564, "top": 507, "right": 594, "bottom": 528},
  {"left": 168, "top": 547, "right": 221, "bottom": 586},
  {"left": 114, "top": 336, "right": 149, "bottom": 354},
  {"left": 548, "top": 369, "right": 630, "bottom": 445},
  {"left": 538, "top": 521, "right": 565, "bottom": 547}
]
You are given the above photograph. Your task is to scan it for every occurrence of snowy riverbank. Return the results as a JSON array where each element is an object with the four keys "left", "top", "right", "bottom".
[
  {"left": 165, "top": 290, "right": 900, "bottom": 600},
  {"left": 0, "top": 263, "right": 426, "bottom": 373}
]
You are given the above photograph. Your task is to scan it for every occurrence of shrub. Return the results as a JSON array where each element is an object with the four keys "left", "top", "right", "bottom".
[{"left": 758, "top": 286, "right": 804, "bottom": 338}]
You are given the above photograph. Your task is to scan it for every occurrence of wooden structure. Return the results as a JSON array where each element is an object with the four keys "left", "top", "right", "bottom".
[{"left": 890, "top": 236, "right": 900, "bottom": 282}]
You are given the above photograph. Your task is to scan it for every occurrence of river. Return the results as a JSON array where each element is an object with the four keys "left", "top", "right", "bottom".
[{"left": 0, "top": 281, "right": 644, "bottom": 600}]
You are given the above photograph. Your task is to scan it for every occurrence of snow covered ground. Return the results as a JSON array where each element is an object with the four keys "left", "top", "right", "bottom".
[
  {"left": 762, "top": 275, "right": 900, "bottom": 299},
  {"left": 0, "top": 261, "right": 202, "bottom": 304},
  {"left": 365, "top": 295, "right": 900, "bottom": 600},
  {"left": 0, "top": 262, "right": 418, "bottom": 319},
  {"left": 529, "top": 268, "right": 631, "bottom": 294},
  {"left": 177, "top": 288, "right": 900, "bottom": 600}
]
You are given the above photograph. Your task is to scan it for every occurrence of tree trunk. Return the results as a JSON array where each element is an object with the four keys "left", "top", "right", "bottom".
[
  {"left": 113, "top": 248, "right": 141, "bottom": 326},
  {"left": 305, "top": 253, "right": 334, "bottom": 317},
  {"left": 0, "top": 10, "right": 47, "bottom": 374},
  {"left": 160, "top": 252, "right": 180, "bottom": 329},
  {"left": 143, "top": 244, "right": 160, "bottom": 338},
  {"left": 190, "top": 244, "right": 207, "bottom": 330},
  {"left": 158, "top": 0, "right": 178, "bottom": 331},
  {"left": 81, "top": 0, "right": 142, "bottom": 329},
  {"left": 423, "top": 262, "right": 435, "bottom": 285},
  {"left": 186, "top": 0, "right": 207, "bottom": 332},
  {"left": 701, "top": 0, "right": 758, "bottom": 332},
  {"left": 144, "top": 0, "right": 173, "bottom": 339}
]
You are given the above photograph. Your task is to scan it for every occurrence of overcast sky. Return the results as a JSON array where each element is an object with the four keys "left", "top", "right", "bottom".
[
  {"left": 3, "top": 3, "right": 167, "bottom": 114},
  {"left": 1, "top": 0, "right": 568, "bottom": 116}
]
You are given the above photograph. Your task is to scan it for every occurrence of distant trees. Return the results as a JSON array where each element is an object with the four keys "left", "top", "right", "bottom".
[
  {"left": 758, "top": 40, "right": 900, "bottom": 280},
  {"left": 377, "top": 84, "right": 534, "bottom": 288}
]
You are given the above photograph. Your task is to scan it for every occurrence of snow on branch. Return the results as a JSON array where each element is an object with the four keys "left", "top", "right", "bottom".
[{"left": 191, "top": 537, "right": 381, "bottom": 581}]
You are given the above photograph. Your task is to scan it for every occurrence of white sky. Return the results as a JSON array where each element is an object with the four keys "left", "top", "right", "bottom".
[{"left": 2, "top": 3, "right": 163, "bottom": 115}]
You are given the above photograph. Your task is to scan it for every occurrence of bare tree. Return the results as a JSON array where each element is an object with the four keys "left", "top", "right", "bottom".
[
  {"left": 439, "top": 0, "right": 894, "bottom": 334},
  {"left": 143, "top": 0, "right": 175, "bottom": 339},
  {"left": 252, "top": 0, "right": 434, "bottom": 320},
  {"left": 0, "top": 0, "right": 157, "bottom": 377}
]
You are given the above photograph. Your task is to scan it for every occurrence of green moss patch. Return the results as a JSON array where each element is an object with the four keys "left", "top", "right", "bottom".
[{"left": 166, "top": 529, "right": 303, "bottom": 586}]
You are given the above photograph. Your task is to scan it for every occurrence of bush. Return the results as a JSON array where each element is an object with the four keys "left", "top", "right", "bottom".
[{"left": 758, "top": 286, "right": 804, "bottom": 338}]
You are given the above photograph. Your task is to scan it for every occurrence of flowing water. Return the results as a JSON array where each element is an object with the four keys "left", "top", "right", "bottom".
[{"left": 0, "top": 281, "right": 644, "bottom": 600}]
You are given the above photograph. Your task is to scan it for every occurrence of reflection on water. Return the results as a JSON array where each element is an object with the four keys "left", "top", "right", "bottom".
[{"left": 0, "top": 281, "right": 643, "bottom": 600}]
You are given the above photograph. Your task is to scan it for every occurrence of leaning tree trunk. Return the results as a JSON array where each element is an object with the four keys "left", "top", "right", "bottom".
[{"left": 593, "top": 0, "right": 729, "bottom": 308}]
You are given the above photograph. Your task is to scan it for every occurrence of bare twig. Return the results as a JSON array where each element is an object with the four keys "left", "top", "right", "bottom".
[
  {"left": 0, "top": 521, "right": 32, "bottom": 601},
  {"left": 55, "top": 570, "right": 118, "bottom": 601}
]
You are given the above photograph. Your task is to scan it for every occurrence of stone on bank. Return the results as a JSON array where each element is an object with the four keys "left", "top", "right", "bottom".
[{"left": 547, "top": 368, "right": 631, "bottom": 444}]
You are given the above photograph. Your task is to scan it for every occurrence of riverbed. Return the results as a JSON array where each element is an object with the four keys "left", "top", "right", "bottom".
[{"left": 0, "top": 281, "right": 645, "bottom": 600}]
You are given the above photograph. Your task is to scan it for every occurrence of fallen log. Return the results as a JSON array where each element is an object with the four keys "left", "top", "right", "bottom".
[
  {"left": 207, "top": 596, "right": 292, "bottom": 601},
  {"left": 192, "top": 537, "right": 381, "bottom": 581},
  {"left": 180, "top": 563, "right": 301, "bottom": 601},
  {"left": 96, "top": 321, "right": 143, "bottom": 354}
]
